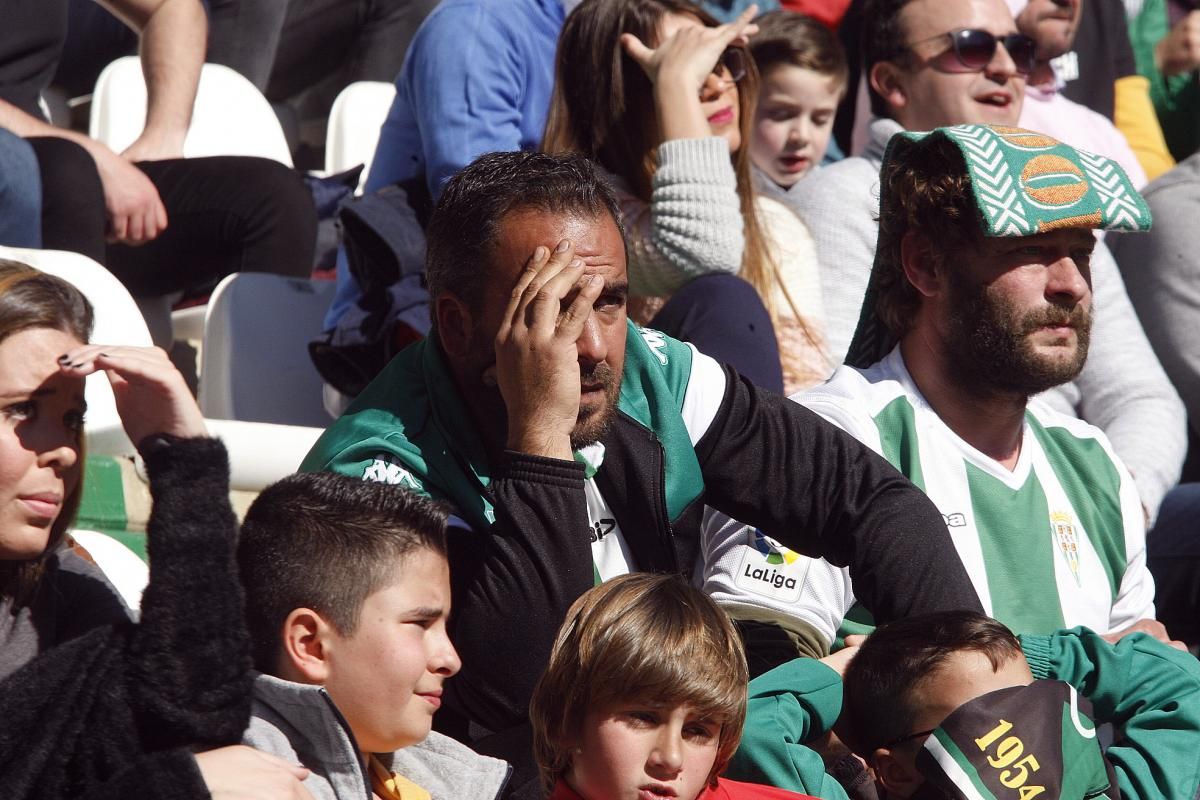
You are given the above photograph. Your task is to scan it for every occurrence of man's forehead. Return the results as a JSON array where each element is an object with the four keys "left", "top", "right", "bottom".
[
  {"left": 901, "top": 0, "right": 1018, "bottom": 39},
  {"left": 984, "top": 227, "right": 1095, "bottom": 250},
  {"left": 490, "top": 208, "right": 627, "bottom": 272}
]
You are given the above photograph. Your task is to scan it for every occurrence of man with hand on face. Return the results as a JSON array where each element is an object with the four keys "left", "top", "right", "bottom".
[
  {"left": 302, "top": 150, "right": 984, "bottom": 799},
  {"left": 792, "top": 0, "right": 1185, "bottom": 534},
  {"left": 791, "top": 125, "right": 1180, "bottom": 648}
]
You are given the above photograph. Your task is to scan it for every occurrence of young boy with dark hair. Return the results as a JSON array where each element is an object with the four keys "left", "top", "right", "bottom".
[
  {"left": 529, "top": 572, "right": 825, "bottom": 800},
  {"left": 748, "top": 10, "right": 848, "bottom": 196},
  {"left": 841, "top": 611, "right": 1200, "bottom": 800},
  {"left": 237, "top": 471, "right": 510, "bottom": 800}
]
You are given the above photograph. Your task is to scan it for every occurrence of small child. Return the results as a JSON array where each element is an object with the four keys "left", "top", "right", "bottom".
[
  {"left": 237, "top": 471, "right": 510, "bottom": 800},
  {"left": 841, "top": 611, "right": 1200, "bottom": 800},
  {"left": 747, "top": 11, "right": 848, "bottom": 197},
  {"left": 529, "top": 572, "right": 821, "bottom": 800}
]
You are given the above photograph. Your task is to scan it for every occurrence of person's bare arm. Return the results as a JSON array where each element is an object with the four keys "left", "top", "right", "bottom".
[
  {"left": 98, "top": 0, "right": 206, "bottom": 161},
  {"left": 0, "top": 96, "right": 167, "bottom": 244}
]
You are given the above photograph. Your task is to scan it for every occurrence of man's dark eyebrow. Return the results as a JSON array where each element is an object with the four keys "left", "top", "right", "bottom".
[{"left": 603, "top": 280, "right": 629, "bottom": 296}]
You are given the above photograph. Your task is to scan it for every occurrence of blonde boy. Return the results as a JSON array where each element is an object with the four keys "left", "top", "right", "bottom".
[
  {"left": 236, "top": 472, "right": 509, "bottom": 800},
  {"left": 530, "top": 573, "right": 819, "bottom": 800},
  {"left": 748, "top": 11, "right": 848, "bottom": 192}
]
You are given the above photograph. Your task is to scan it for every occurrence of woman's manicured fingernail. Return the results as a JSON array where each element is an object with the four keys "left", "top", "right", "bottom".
[
  {"left": 556, "top": 239, "right": 570, "bottom": 252},
  {"left": 534, "top": 246, "right": 548, "bottom": 261}
]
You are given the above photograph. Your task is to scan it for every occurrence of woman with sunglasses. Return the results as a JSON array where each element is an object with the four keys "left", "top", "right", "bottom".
[{"left": 543, "top": 0, "right": 832, "bottom": 394}]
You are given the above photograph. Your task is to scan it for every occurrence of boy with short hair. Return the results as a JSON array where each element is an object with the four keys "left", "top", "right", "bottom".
[
  {"left": 841, "top": 611, "right": 1200, "bottom": 800},
  {"left": 748, "top": 10, "right": 848, "bottom": 197},
  {"left": 236, "top": 471, "right": 510, "bottom": 800},
  {"left": 529, "top": 572, "right": 825, "bottom": 800}
]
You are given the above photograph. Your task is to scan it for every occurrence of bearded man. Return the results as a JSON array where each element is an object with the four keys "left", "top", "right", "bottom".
[
  {"left": 793, "top": 125, "right": 1174, "bottom": 648},
  {"left": 301, "top": 149, "right": 985, "bottom": 799}
]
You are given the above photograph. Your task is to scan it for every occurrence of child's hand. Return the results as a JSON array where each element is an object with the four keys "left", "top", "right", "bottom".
[
  {"left": 58, "top": 344, "right": 207, "bottom": 447},
  {"left": 620, "top": 5, "right": 758, "bottom": 96},
  {"left": 819, "top": 643, "right": 860, "bottom": 677},
  {"left": 195, "top": 746, "right": 315, "bottom": 799}
]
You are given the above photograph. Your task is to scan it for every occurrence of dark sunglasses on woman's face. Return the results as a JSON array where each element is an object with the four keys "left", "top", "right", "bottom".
[
  {"left": 710, "top": 47, "right": 747, "bottom": 82},
  {"left": 906, "top": 28, "right": 1038, "bottom": 76}
]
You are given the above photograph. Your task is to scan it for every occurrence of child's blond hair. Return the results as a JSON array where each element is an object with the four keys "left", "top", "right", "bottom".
[{"left": 529, "top": 573, "right": 749, "bottom": 793}]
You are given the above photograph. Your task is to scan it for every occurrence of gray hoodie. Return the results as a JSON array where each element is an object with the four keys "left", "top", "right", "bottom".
[{"left": 242, "top": 673, "right": 510, "bottom": 800}]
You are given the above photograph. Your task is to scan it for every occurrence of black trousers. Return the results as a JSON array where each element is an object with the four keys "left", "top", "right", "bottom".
[{"left": 27, "top": 137, "right": 316, "bottom": 297}]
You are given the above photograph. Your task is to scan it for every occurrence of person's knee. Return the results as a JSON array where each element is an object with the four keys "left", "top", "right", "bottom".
[
  {"left": 30, "top": 137, "right": 102, "bottom": 195},
  {"left": 669, "top": 272, "right": 775, "bottom": 330},
  {"left": 27, "top": 137, "right": 106, "bottom": 259},
  {"left": 233, "top": 157, "right": 317, "bottom": 276}
]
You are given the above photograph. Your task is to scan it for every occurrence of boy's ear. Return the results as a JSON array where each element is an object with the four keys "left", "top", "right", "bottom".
[
  {"left": 873, "top": 748, "right": 925, "bottom": 799},
  {"left": 280, "top": 608, "right": 336, "bottom": 684}
]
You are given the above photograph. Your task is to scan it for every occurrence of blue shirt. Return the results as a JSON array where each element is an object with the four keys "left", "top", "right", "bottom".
[{"left": 325, "top": 0, "right": 565, "bottom": 330}]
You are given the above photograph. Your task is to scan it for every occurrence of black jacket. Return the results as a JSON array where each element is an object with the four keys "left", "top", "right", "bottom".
[{"left": 0, "top": 439, "right": 252, "bottom": 799}]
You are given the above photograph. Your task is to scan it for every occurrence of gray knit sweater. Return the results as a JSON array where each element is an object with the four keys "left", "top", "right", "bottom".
[
  {"left": 790, "top": 116, "right": 1186, "bottom": 521},
  {"left": 1109, "top": 152, "right": 1200, "bottom": 427},
  {"left": 612, "top": 136, "right": 745, "bottom": 298}
]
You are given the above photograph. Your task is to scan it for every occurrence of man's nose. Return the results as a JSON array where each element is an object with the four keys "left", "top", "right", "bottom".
[
  {"left": 987, "top": 37, "right": 1020, "bottom": 81},
  {"left": 1046, "top": 254, "right": 1090, "bottom": 304},
  {"left": 576, "top": 312, "right": 606, "bottom": 366}
]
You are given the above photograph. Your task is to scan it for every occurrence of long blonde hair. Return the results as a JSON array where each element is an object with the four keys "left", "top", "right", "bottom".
[{"left": 542, "top": 0, "right": 806, "bottom": 330}]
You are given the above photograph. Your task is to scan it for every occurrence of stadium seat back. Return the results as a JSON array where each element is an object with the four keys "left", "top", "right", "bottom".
[
  {"left": 199, "top": 273, "right": 335, "bottom": 427},
  {"left": 89, "top": 56, "right": 293, "bottom": 166},
  {"left": 325, "top": 81, "right": 396, "bottom": 193}
]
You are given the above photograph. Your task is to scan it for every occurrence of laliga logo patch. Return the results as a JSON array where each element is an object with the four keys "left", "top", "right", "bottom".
[
  {"left": 1020, "top": 155, "right": 1089, "bottom": 209},
  {"left": 735, "top": 530, "right": 808, "bottom": 602},
  {"left": 991, "top": 126, "right": 1061, "bottom": 151},
  {"left": 1050, "top": 511, "right": 1082, "bottom": 585},
  {"left": 752, "top": 529, "right": 801, "bottom": 565}
]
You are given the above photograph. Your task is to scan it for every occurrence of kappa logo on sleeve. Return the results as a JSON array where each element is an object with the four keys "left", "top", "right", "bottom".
[
  {"left": 637, "top": 327, "right": 669, "bottom": 366},
  {"left": 362, "top": 454, "right": 422, "bottom": 490}
]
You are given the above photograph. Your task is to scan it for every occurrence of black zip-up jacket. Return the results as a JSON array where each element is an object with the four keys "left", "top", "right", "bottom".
[{"left": 303, "top": 331, "right": 985, "bottom": 799}]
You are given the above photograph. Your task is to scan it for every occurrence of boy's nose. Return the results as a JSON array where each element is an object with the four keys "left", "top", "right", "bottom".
[{"left": 647, "top": 732, "right": 684, "bottom": 777}]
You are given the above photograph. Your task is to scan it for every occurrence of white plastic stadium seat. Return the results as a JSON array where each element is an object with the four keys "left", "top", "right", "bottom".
[
  {"left": 89, "top": 56, "right": 292, "bottom": 166},
  {"left": 68, "top": 530, "right": 150, "bottom": 610},
  {"left": 0, "top": 246, "right": 153, "bottom": 456},
  {"left": 199, "top": 273, "right": 336, "bottom": 428},
  {"left": 325, "top": 81, "right": 396, "bottom": 193}
]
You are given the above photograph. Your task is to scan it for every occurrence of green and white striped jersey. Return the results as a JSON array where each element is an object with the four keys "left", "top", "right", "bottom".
[{"left": 796, "top": 348, "right": 1153, "bottom": 636}]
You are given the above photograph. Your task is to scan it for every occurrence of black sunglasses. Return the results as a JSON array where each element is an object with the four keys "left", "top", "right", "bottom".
[
  {"left": 906, "top": 28, "right": 1037, "bottom": 76},
  {"left": 711, "top": 47, "right": 747, "bottom": 82}
]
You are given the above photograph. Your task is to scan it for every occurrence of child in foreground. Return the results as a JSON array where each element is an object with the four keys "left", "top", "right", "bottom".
[
  {"left": 529, "top": 572, "right": 819, "bottom": 800},
  {"left": 237, "top": 472, "right": 509, "bottom": 800},
  {"left": 841, "top": 611, "right": 1200, "bottom": 800},
  {"left": 748, "top": 10, "right": 847, "bottom": 198}
]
